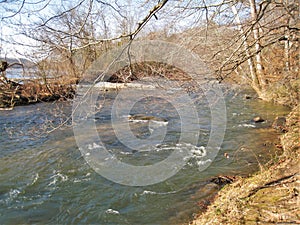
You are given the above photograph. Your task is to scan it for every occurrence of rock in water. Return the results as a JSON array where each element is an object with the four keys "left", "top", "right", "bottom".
[
  {"left": 272, "top": 116, "right": 287, "bottom": 132},
  {"left": 210, "top": 176, "right": 235, "bottom": 186},
  {"left": 128, "top": 114, "right": 167, "bottom": 122},
  {"left": 252, "top": 116, "right": 265, "bottom": 123},
  {"left": 244, "top": 94, "right": 252, "bottom": 99}
]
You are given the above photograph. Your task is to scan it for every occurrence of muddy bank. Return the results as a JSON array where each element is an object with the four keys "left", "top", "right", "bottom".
[{"left": 190, "top": 105, "right": 299, "bottom": 224}]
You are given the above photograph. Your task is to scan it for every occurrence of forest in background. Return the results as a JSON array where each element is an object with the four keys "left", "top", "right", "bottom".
[{"left": 0, "top": 0, "right": 298, "bottom": 108}]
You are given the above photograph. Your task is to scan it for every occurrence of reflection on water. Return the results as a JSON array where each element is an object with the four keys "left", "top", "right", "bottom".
[{"left": 0, "top": 87, "right": 290, "bottom": 224}]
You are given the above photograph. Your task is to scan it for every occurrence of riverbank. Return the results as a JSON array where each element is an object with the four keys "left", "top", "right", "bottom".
[
  {"left": 190, "top": 105, "right": 299, "bottom": 224},
  {"left": 0, "top": 81, "right": 76, "bottom": 109},
  {"left": 0, "top": 61, "right": 189, "bottom": 109}
]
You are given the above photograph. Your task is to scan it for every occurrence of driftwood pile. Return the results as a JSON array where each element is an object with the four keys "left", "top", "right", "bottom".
[
  {"left": 1, "top": 60, "right": 76, "bottom": 108},
  {"left": 0, "top": 81, "right": 75, "bottom": 108},
  {"left": 107, "top": 61, "right": 192, "bottom": 83}
]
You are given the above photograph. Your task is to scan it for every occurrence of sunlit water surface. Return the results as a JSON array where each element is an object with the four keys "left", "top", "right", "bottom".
[{"left": 0, "top": 86, "right": 290, "bottom": 224}]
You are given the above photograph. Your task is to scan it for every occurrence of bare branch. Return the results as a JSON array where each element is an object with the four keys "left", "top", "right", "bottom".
[
  {"left": 72, "top": 0, "right": 169, "bottom": 51},
  {"left": 2, "top": 0, "right": 26, "bottom": 19}
]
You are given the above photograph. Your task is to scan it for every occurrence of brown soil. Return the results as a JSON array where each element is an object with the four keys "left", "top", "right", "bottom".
[{"left": 189, "top": 105, "right": 299, "bottom": 225}]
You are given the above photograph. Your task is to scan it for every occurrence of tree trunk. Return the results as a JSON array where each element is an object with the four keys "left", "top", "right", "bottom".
[
  {"left": 284, "top": 5, "right": 291, "bottom": 74},
  {"left": 249, "top": 0, "right": 267, "bottom": 89},
  {"left": 284, "top": 35, "right": 291, "bottom": 72},
  {"left": 231, "top": 4, "right": 261, "bottom": 93}
]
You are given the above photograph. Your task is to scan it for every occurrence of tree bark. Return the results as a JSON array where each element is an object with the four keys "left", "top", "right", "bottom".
[
  {"left": 231, "top": 4, "right": 260, "bottom": 92},
  {"left": 249, "top": 0, "right": 267, "bottom": 89}
]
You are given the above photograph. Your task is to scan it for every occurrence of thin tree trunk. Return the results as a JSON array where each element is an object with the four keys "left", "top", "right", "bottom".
[
  {"left": 249, "top": 0, "right": 267, "bottom": 89},
  {"left": 284, "top": 1, "right": 291, "bottom": 73},
  {"left": 231, "top": 4, "right": 260, "bottom": 92},
  {"left": 284, "top": 34, "right": 290, "bottom": 72}
]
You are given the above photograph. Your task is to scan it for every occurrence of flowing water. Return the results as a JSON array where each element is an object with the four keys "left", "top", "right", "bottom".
[{"left": 0, "top": 86, "right": 290, "bottom": 224}]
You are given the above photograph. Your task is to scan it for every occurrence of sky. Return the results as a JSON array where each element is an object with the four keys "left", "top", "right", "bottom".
[
  {"left": 0, "top": 0, "right": 241, "bottom": 59},
  {"left": 0, "top": 0, "right": 156, "bottom": 58},
  {"left": 0, "top": 0, "right": 45, "bottom": 58}
]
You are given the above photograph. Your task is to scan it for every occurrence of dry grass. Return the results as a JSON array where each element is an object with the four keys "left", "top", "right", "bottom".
[{"left": 190, "top": 105, "right": 300, "bottom": 225}]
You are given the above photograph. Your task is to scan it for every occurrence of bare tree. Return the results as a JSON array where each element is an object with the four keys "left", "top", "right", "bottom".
[
  {"left": 0, "top": 0, "right": 299, "bottom": 103},
  {"left": 171, "top": 0, "right": 299, "bottom": 100}
]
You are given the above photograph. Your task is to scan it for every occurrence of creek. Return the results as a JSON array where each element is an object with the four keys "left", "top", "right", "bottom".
[{"left": 0, "top": 86, "right": 290, "bottom": 224}]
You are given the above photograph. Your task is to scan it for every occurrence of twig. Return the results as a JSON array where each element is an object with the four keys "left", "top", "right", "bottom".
[{"left": 247, "top": 173, "right": 298, "bottom": 198}]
